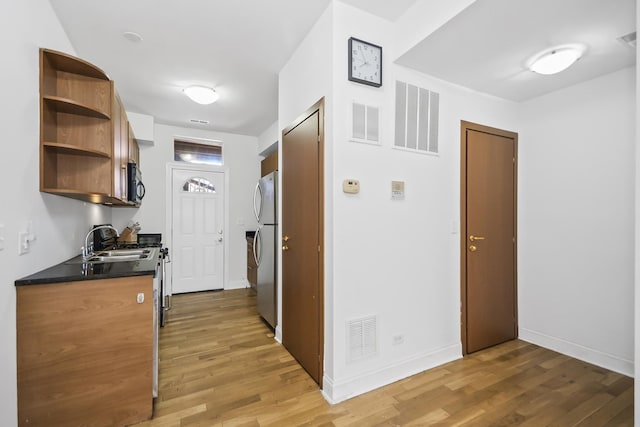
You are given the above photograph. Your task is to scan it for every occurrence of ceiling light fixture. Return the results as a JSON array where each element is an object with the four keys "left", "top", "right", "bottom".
[
  {"left": 123, "top": 31, "right": 143, "bottom": 43},
  {"left": 528, "top": 45, "right": 585, "bottom": 75},
  {"left": 183, "top": 86, "right": 219, "bottom": 105}
]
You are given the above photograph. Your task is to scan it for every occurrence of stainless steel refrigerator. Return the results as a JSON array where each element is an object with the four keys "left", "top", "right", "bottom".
[{"left": 253, "top": 170, "right": 277, "bottom": 328}]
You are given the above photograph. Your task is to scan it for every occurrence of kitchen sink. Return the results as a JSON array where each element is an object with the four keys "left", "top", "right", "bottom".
[
  {"left": 94, "top": 249, "right": 150, "bottom": 257},
  {"left": 65, "top": 248, "right": 154, "bottom": 264}
]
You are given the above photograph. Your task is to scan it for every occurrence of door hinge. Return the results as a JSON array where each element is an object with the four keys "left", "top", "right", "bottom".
[
  {"left": 318, "top": 245, "right": 321, "bottom": 253},
  {"left": 317, "top": 135, "right": 320, "bottom": 143}
]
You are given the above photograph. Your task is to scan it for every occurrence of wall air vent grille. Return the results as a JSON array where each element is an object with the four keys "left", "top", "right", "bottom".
[
  {"left": 189, "top": 119, "right": 210, "bottom": 124},
  {"left": 347, "top": 315, "right": 377, "bottom": 363},
  {"left": 394, "top": 80, "right": 439, "bottom": 155},
  {"left": 350, "top": 102, "right": 380, "bottom": 145}
]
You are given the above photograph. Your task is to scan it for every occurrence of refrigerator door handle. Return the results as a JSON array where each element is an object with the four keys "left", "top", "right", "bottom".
[
  {"left": 255, "top": 227, "right": 263, "bottom": 267},
  {"left": 253, "top": 181, "right": 263, "bottom": 222},
  {"left": 251, "top": 228, "right": 260, "bottom": 267}
]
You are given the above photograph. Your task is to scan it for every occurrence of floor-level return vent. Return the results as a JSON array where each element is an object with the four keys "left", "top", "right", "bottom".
[{"left": 347, "top": 315, "right": 377, "bottom": 363}]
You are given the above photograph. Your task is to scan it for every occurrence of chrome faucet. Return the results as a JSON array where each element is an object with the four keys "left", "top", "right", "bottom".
[{"left": 82, "top": 225, "right": 120, "bottom": 260}]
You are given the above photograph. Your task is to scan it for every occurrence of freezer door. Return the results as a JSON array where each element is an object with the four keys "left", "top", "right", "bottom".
[
  {"left": 258, "top": 171, "right": 277, "bottom": 225},
  {"left": 256, "top": 224, "right": 276, "bottom": 328}
]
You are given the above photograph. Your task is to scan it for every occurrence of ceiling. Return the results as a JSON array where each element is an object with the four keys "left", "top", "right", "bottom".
[
  {"left": 49, "top": 0, "right": 635, "bottom": 137},
  {"left": 397, "top": 0, "right": 636, "bottom": 102}
]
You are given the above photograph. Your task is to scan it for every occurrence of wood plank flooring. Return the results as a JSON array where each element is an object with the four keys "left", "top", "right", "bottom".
[{"left": 133, "top": 290, "right": 633, "bottom": 426}]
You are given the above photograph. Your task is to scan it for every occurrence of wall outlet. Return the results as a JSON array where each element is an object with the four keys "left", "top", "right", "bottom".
[{"left": 392, "top": 334, "right": 404, "bottom": 346}]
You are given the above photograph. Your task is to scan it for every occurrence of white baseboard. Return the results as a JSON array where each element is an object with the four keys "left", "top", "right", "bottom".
[
  {"left": 225, "top": 279, "right": 249, "bottom": 290},
  {"left": 322, "top": 343, "right": 461, "bottom": 404},
  {"left": 519, "top": 328, "right": 634, "bottom": 377}
]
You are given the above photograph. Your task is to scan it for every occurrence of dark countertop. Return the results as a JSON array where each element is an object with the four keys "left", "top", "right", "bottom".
[
  {"left": 15, "top": 248, "right": 159, "bottom": 286},
  {"left": 246, "top": 230, "right": 256, "bottom": 239}
]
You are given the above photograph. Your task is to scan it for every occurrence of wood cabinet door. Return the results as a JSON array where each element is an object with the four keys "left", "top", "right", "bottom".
[
  {"left": 112, "top": 94, "right": 129, "bottom": 201},
  {"left": 17, "top": 277, "right": 153, "bottom": 426}
]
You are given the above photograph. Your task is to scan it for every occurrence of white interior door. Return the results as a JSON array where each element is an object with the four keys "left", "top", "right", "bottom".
[{"left": 172, "top": 169, "right": 224, "bottom": 293}]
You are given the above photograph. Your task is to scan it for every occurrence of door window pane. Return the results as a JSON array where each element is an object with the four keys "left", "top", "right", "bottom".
[{"left": 182, "top": 177, "right": 216, "bottom": 193}]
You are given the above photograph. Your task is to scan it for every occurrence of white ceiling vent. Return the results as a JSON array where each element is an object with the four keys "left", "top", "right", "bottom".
[
  {"left": 189, "top": 119, "right": 210, "bottom": 125},
  {"left": 347, "top": 315, "right": 377, "bottom": 363},
  {"left": 618, "top": 31, "right": 637, "bottom": 48}
]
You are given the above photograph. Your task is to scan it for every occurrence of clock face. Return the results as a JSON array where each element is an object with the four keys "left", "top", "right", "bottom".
[{"left": 348, "top": 37, "right": 382, "bottom": 87}]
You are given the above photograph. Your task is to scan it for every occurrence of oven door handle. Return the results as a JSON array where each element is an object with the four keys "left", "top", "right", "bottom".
[{"left": 163, "top": 253, "right": 172, "bottom": 311}]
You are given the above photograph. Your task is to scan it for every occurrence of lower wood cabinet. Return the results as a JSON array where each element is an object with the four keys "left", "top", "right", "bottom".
[{"left": 17, "top": 276, "right": 153, "bottom": 427}]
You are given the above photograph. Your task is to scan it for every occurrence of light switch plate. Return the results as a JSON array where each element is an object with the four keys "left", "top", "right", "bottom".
[
  {"left": 18, "top": 232, "right": 29, "bottom": 255},
  {"left": 343, "top": 179, "right": 360, "bottom": 194}
]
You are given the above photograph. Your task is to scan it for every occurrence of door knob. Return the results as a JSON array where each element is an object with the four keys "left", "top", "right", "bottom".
[
  {"left": 217, "top": 237, "right": 223, "bottom": 242},
  {"left": 469, "top": 245, "right": 477, "bottom": 252},
  {"left": 469, "top": 235, "right": 486, "bottom": 242},
  {"left": 282, "top": 245, "right": 289, "bottom": 251}
]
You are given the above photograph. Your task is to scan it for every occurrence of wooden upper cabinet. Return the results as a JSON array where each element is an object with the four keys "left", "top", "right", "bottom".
[
  {"left": 39, "top": 48, "right": 138, "bottom": 206},
  {"left": 112, "top": 93, "right": 129, "bottom": 202},
  {"left": 261, "top": 151, "right": 278, "bottom": 177},
  {"left": 129, "top": 123, "right": 140, "bottom": 166}
]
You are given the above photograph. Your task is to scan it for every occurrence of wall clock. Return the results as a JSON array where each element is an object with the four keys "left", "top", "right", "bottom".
[{"left": 348, "top": 37, "right": 382, "bottom": 87}]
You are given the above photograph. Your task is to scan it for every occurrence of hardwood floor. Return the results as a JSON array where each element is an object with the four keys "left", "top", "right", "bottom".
[{"left": 134, "top": 290, "right": 633, "bottom": 426}]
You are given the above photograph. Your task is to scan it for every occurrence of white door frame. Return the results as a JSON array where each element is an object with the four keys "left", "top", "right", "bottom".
[{"left": 165, "top": 162, "right": 230, "bottom": 291}]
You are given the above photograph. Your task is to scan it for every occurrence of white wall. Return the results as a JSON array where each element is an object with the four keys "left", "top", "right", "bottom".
[
  {"left": 257, "top": 121, "right": 278, "bottom": 156},
  {"left": 321, "top": 1, "right": 521, "bottom": 403},
  {"left": 113, "top": 124, "right": 261, "bottom": 290},
  {"left": 519, "top": 68, "right": 636, "bottom": 376},
  {"left": 278, "top": 2, "right": 335, "bottom": 348},
  {"left": 635, "top": 1, "right": 639, "bottom": 416},
  {"left": 1, "top": 1, "right": 113, "bottom": 425}
]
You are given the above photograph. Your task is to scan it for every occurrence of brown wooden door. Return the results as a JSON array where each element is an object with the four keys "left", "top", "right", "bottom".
[
  {"left": 282, "top": 100, "right": 324, "bottom": 385},
  {"left": 461, "top": 121, "right": 517, "bottom": 354}
]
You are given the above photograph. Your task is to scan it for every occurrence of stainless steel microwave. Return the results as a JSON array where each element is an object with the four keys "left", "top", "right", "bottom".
[{"left": 127, "top": 162, "right": 145, "bottom": 203}]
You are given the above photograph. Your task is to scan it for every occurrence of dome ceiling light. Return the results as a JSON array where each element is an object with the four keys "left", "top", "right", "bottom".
[
  {"left": 122, "top": 31, "right": 143, "bottom": 43},
  {"left": 183, "top": 86, "right": 219, "bottom": 105},
  {"left": 528, "top": 45, "right": 585, "bottom": 75}
]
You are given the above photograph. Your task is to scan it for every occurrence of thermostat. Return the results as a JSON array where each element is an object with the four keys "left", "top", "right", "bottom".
[
  {"left": 391, "top": 180, "right": 405, "bottom": 200},
  {"left": 343, "top": 179, "right": 360, "bottom": 194}
]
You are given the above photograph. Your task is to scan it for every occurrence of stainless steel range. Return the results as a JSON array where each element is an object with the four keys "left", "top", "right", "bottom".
[{"left": 120, "top": 233, "right": 170, "bottom": 399}]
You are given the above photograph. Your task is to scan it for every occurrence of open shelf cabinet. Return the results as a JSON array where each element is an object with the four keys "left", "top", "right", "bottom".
[{"left": 39, "top": 48, "right": 136, "bottom": 206}]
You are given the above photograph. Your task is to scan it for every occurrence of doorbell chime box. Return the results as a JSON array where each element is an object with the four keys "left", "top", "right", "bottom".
[{"left": 391, "top": 180, "right": 405, "bottom": 200}]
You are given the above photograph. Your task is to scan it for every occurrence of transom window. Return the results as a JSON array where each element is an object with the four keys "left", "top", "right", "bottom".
[{"left": 174, "top": 139, "right": 223, "bottom": 165}]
